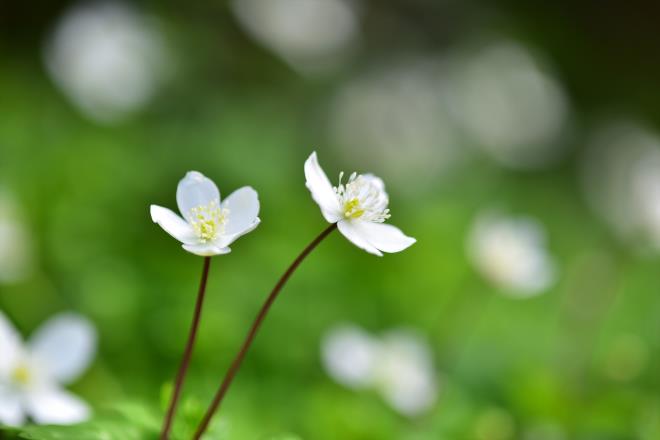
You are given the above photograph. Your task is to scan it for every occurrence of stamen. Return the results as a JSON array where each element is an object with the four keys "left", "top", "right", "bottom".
[
  {"left": 334, "top": 172, "right": 391, "bottom": 223},
  {"left": 12, "top": 364, "right": 31, "bottom": 386},
  {"left": 189, "top": 200, "right": 229, "bottom": 242}
]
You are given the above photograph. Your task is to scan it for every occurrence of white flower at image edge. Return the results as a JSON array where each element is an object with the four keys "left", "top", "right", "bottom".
[
  {"left": 304, "top": 152, "right": 416, "bottom": 256},
  {"left": 0, "top": 312, "right": 96, "bottom": 426},
  {"left": 151, "top": 171, "right": 260, "bottom": 256}
]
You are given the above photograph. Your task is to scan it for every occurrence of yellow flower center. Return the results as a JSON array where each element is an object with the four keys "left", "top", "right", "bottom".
[
  {"left": 12, "top": 364, "right": 31, "bottom": 386},
  {"left": 334, "top": 172, "right": 391, "bottom": 223},
  {"left": 343, "top": 198, "right": 365, "bottom": 219},
  {"left": 189, "top": 200, "right": 229, "bottom": 243}
]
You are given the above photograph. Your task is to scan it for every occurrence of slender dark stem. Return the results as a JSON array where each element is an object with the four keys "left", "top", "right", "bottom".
[
  {"left": 192, "top": 223, "right": 337, "bottom": 439},
  {"left": 160, "top": 256, "right": 212, "bottom": 440}
]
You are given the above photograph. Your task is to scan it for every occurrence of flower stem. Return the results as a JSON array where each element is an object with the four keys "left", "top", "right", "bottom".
[
  {"left": 192, "top": 223, "right": 337, "bottom": 439},
  {"left": 160, "top": 256, "right": 212, "bottom": 440}
]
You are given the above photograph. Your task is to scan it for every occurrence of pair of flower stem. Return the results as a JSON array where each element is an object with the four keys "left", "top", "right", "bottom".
[{"left": 151, "top": 152, "right": 416, "bottom": 439}]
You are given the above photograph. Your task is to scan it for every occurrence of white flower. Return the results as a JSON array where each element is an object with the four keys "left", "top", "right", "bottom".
[
  {"left": 231, "top": 0, "right": 360, "bottom": 76},
  {"left": 447, "top": 40, "right": 569, "bottom": 169},
  {"left": 44, "top": 2, "right": 169, "bottom": 124},
  {"left": 467, "top": 212, "right": 556, "bottom": 296},
  {"left": 582, "top": 122, "right": 660, "bottom": 251},
  {"left": 329, "top": 60, "right": 462, "bottom": 188},
  {"left": 320, "top": 324, "right": 379, "bottom": 390},
  {"left": 374, "top": 330, "right": 438, "bottom": 417},
  {"left": 0, "top": 312, "right": 96, "bottom": 426},
  {"left": 151, "top": 171, "right": 260, "bottom": 256},
  {"left": 320, "top": 325, "right": 438, "bottom": 417},
  {"left": 304, "top": 152, "right": 416, "bottom": 256}
]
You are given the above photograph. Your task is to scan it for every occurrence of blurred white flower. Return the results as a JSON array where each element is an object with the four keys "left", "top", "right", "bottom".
[
  {"left": 0, "top": 193, "right": 33, "bottom": 284},
  {"left": 373, "top": 329, "right": 438, "bottom": 417},
  {"left": 320, "top": 324, "right": 438, "bottom": 417},
  {"left": 320, "top": 324, "right": 379, "bottom": 389},
  {"left": 447, "top": 40, "right": 570, "bottom": 169},
  {"left": 44, "top": 1, "right": 169, "bottom": 123},
  {"left": 304, "top": 152, "right": 416, "bottom": 256},
  {"left": 0, "top": 312, "right": 96, "bottom": 426},
  {"left": 467, "top": 212, "right": 557, "bottom": 296},
  {"left": 582, "top": 122, "right": 660, "bottom": 251},
  {"left": 151, "top": 171, "right": 260, "bottom": 256},
  {"left": 329, "top": 59, "right": 463, "bottom": 187},
  {"left": 231, "top": 0, "right": 360, "bottom": 75}
]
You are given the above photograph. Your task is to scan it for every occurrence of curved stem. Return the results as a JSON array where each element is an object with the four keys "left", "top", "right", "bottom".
[
  {"left": 160, "top": 256, "right": 212, "bottom": 440},
  {"left": 193, "top": 223, "right": 337, "bottom": 439}
]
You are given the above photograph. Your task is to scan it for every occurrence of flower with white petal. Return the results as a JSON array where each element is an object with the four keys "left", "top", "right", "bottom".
[
  {"left": 44, "top": 1, "right": 169, "bottom": 124},
  {"left": 304, "top": 152, "right": 416, "bottom": 256},
  {"left": 582, "top": 122, "right": 660, "bottom": 251},
  {"left": 150, "top": 171, "right": 260, "bottom": 256},
  {"left": 320, "top": 324, "right": 379, "bottom": 390},
  {"left": 329, "top": 59, "right": 463, "bottom": 188},
  {"left": 447, "top": 40, "right": 570, "bottom": 169},
  {"left": 374, "top": 329, "right": 438, "bottom": 417},
  {"left": 467, "top": 211, "right": 556, "bottom": 297},
  {"left": 231, "top": 0, "right": 360, "bottom": 76},
  {"left": 320, "top": 324, "right": 439, "bottom": 417},
  {"left": 0, "top": 312, "right": 96, "bottom": 426}
]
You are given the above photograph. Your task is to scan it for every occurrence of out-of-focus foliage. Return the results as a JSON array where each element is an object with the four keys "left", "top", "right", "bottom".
[{"left": 1, "top": 0, "right": 660, "bottom": 438}]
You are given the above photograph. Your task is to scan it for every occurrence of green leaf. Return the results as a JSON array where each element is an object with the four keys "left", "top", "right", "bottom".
[{"left": 0, "top": 402, "right": 160, "bottom": 440}]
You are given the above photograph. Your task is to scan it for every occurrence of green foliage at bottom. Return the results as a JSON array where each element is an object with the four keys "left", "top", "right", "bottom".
[{"left": 0, "top": 401, "right": 306, "bottom": 440}]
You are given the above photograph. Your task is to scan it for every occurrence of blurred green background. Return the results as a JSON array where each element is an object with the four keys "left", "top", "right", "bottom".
[{"left": 2, "top": 0, "right": 660, "bottom": 438}]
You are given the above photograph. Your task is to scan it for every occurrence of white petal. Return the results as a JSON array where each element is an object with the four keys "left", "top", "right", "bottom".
[
  {"left": 182, "top": 242, "right": 231, "bottom": 257},
  {"left": 176, "top": 171, "right": 220, "bottom": 221},
  {"left": 337, "top": 220, "right": 383, "bottom": 256},
  {"left": 29, "top": 313, "right": 96, "bottom": 385},
  {"left": 26, "top": 388, "right": 90, "bottom": 425},
  {"left": 304, "top": 152, "right": 342, "bottom": 223},
  {"left": 150, "top": 205, "right": 197, "bottom": 245},
  {"left": 0, "top": 312, "right": 23, "bottom": 376},
  {"left": 0, "top": 394, "right": 25, "bottom": 426},
  {"left": 361, "top": 174, "right": 387, "bottom": 193},
  {"left": 352, "top": 222, "right": 416, "bottom": 254},
  {"left": 221, "top": 186, "right": 260, "bottom": 236},
  {"left": 215, "top": 218, "right": 261, "bottom": 248}
]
